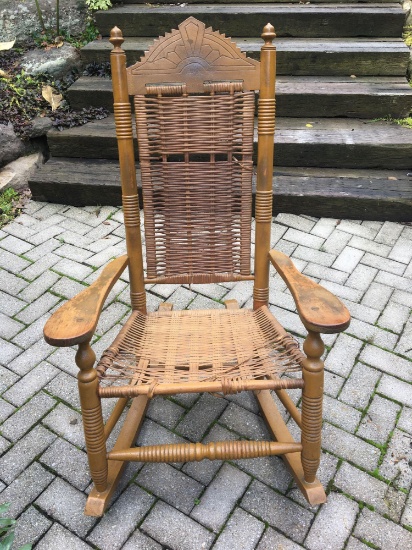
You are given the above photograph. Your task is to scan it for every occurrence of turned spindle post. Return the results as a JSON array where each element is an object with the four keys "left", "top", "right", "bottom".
[
  {"left": 76, "top": 342, "right": 108, "bottom": 492},
  {"left": 301, "top": 331, "right": 325, "bottom": 483}
]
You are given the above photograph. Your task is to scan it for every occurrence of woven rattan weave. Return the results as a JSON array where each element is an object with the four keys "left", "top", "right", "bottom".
[
  {"left": 96, "top": 306, "right": 304, "bottom": 386},
  {"left": 135, "top": 89, "right": 255, "bottom": 284}
]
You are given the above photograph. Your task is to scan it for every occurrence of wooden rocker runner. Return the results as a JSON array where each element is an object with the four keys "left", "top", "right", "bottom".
[{"left": 44, "top": 17, "right": 350, "bottom": 516}]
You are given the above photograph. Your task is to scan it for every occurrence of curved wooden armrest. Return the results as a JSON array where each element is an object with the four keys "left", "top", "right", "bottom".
[
  {"left": 44, "top": 255, "right": 129, "bottom": 347},
  {"left": 269, "top": 250, "right": 350, "bottom": 334}
]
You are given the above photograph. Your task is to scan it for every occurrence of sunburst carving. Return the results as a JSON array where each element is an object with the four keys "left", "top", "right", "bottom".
[{"left": 127, "top": 17, "right": 260, "bottom": 94}]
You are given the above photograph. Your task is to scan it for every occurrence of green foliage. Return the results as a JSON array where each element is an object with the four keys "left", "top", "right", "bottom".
[
  {"left": 0, "top": 189, "right": 20, "bottom": 228},
  {"left": 403, "top": 26, "right": 412, "bottom": 48},
  {"left": 0, "top": 502, "right": 32, "bottom": 550},
  {"left": 85, "top": 0, "right": 113, "bottom": 11}
]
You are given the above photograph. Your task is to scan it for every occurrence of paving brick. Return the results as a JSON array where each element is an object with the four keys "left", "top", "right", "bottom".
[
  {"left": 45, "top": 371, "right": 80, "bottom": 409},
  {"left": 137, "top": 462, "right": 203, "bottom": 513},
  {"left": 402, "top": 492, "right": 412, "bottom": 527},
  {"left": 87, "top": 485, "right": 155, "bottom": 549},
  {"left": 51, "top": 276, "right": 87, "bottom": 299},
  {"left": 395, "top": 316, "right": 412, "bottom": 359},
  {"left": 36, "top": 477, "right": 96, "bottom": 537},
  {"left": 339, "top": 220, "right": 378, "bottom": 240},
  {"left": 86, "top": 244, "right": 126, "bottom": 269},
  {"left": 27, "top": 224, "right": 65, "bottom": 245},
  {"left": 273, "top": 238, "right": 297, "bottom": 257},
  {"left": 357, "top": 394, "right": 400, "bottom": 445},
  {"left": 18, "top": 270, "right": 60, "bottom": 302},
  {"left": 0, "top": 234, "right": 34, "bottom": 256},
  {"left": 177, "top": 393, "right": 228, "bottom": 441},
  {"left": 7, "top": 338, "right": 54, "bottom": 376},
  {"left": 284, "top": 227, "right": 324, "bottom": 249},
  {"left": 339, "top": 363, "right": 380, "bottom": 410},
  {"left": 19, "top": 252, "right": 60, "bottom": 280},
  {"left": 323, "top": 395, "right": 362, "bottom": 432},
  {"left": 276, "top": 213, "right": 316, "bottom": 232},
  {"left": 42, "top": 402, "right": 84, "bottom": 448},
  {"left": 269, "top": 305, "right": 306, "bottom": 337},
  {"left": 36, "top": 522, "right": 93, "bottom": 549},
  {"left": 379, "top": 429, "right": 412, "bottom": 490},
  {"left": 378, "top": 374, "right": 412, "bottom": 407},
  {"left": 361, "top": 252, "right": 406, "bottom": 276},
  {"left": 146, "top": 396, "right": 185, "bottom": 429},
  {"left": 185, "top": 282, "right": 228, "bottom": 301},
  {"left": 11, "top": 313, "right": 49, "bottom": 348},
  {"left": 350, "top": 235, "right": 391, "bottom": 257},
  {"left": 191, "top": 463, "right": 250, "bottom": 531},
  {"left": 188, "top": 293, "right": 224, "bottom": 309},
  {"left": 213, "top": 507, "right": 265, "bottom": 550},
  {"left": 52, "top": 257, "right": 94, "bottom": 280},
  {"left": 375, "top": 221, "right": 404, "bottom": 246},
  {"left": 342, "top": 299, "right": 380, "bottom": 325},
  {"left": 324, "top": 370, "right": 345, "bottom": 398},
  {"left": 378, "top": 301, "right": 410, "bottom": 333},
  {"left": 0, "top": 397, "right": 15, "bottom": 423},
  {"left": 0, "top": 249, "right": 31, "bottom": 274},
  {"left": 12, "top": 506, "right": 52, "bottom": 549},
  {"left": 47, "top": 345, "right": 78, "bottom": 376},
  {"left": 346, "top": 264, "right": 377, "bottom": 294},
  {"left": 334, "top": 461, "right": 405, "bottom": 522},
  {"left": 241, "top": 479, "right": 313, "bottom": 543},
  {"left": 389, "top": 237, "right": 412, "bottom": 264},
  {"left": 257, "top": 528, "right": 304, "bottom": 549},
  {"left": 0, "top": 365, "right": 19, "bottom": 393},
  {"left": 15, "top": 292, "right": 60, "bottom": 324},
  {"left": 322, "top": 423, "right": 380, "bottom": 471},
  {"left": 0, "top": 424, "right": 56, "bottom": 484},
  {"left": 345, "top": 318, "right": 398, "bottom": 350},
  {"left": 142, "top": 501, "right": 214, "bottom": 550},
  {"left": 360, "top": 346, "right": 412, "bottom": 382},
  {"left": 0, "top": 289, "right": 26, "bottom": 316},
  {"left": 397, "top": 406, "right": 412, "bottom": 435},
  {"left": 345, "top": 537, "right": 373, "bottom": 550},
  {"left": 332, "top": 246, "right": 364, "bottom": 274},
  {"left": 41, "top": 437, "right": 90, "bottom": 490},
  {"left": 0, "top": 392, "right": 55, "bottom": 441},
  {"left": 0, "top": 311, "right": 24, "bottom": 339},
  {"left": 292, "top": 245, "right": 335, "bottom": 267},
  {"left": 3, "top": 362, "right": 58, "bottom": 407},
  {"left": 325, "top": 334, "right": 363, "bottom": 377},
  {"left": 303, "top": 263, "right": 348, "bottom": 285},
  {"left": 163, "top": 286, "right": 196, "bottom": 309},
  {"left": 0, "top": 338, "right": 23, "bottom": 366},
  {"left": 354, "top": 507, "right": 412, "bottom": 550},
  {"left": 322, "top": 229, "right": 352, "bottom": 255},
  {"left": 0, "top": 462, "right": 54, "bottom": 518},
  {"left": 122, "top": 530, "right": 162, "bottom": 550},
  {"left": 219, "top": 402, "right": 270, "bottom": 440},
  {"left": 95, "top": 302, "right": 129, "bottom": 336},
  {"left": 220, "top": 280, "right": 254, "bottom": 307},
  {"left": 305, "top": 492, "right": 358, "bottom": 550},
  {"left": 137, "top": 418, "right": 188, "bottom": 450},
  {"left": 375, "top": 270, "right": 411, "bottom": 292},
  {"left": 24, "top": 237, "right": 61, "bottom": 261}
]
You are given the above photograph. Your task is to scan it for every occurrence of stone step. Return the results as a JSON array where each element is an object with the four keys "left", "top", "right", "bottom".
[
  {"left": 94, "top": 4, "right": 406, "bottom": 38},
  {"left": 112, "top": 0, "right": 401, "bottom": 3},
  {"left": 68, "top": 76, "right": 412, "bottom": 119},
  {"left": 47, "top": 116, "right": 412, "bottom": 170},
  {"left": 29, "top": 158, "right": 412, "bottom": 221},
  {"left": 81, "top": 37, "right": 410, "bottom": 77}
]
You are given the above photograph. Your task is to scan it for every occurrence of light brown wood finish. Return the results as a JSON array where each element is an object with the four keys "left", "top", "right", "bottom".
[
  {"left": 44, "top": 255, "right": 128, "bottom": 347},
  {"left": 256, "top": 389, "right": 326, "bottom": 505},
  {"left": 269, "top": 249, "right": 351, "bottom": 333},
  {"left": 253, "top": 24, "right": 276, "bottom": 310}
]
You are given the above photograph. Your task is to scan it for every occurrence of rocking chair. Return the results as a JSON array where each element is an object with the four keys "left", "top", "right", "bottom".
[{"left": 44, "top": 17, "right": 350, "bottom": 516}]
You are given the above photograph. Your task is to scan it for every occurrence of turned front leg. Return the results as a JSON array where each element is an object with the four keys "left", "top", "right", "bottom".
[
  {"left": 301, "top": 331, "right": 324, "bottom": 484},
  {"left": 76, "top": 342, "right": 108, "bottom": 493}
]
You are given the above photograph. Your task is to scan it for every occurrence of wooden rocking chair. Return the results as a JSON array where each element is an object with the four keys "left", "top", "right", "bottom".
[{"left": 44, "top": 17, "right": 350, "bottom": 516}]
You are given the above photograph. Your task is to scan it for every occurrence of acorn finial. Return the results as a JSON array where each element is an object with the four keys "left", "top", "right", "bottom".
[
  {"left": 261, "top": 23, "right": 276, "bottom": 46},
  {"left": 109, "top": 26, "right": 124, "bottom": 50}
]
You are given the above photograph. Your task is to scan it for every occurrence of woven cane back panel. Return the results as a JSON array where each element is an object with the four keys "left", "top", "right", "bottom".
[{"left": 135, "top": 88, "right": 255, "bottom": 284}]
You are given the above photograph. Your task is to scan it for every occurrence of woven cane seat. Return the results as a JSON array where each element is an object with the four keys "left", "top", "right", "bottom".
[{"left": 97, "top": 306, "right": 304, "bottom": 387}]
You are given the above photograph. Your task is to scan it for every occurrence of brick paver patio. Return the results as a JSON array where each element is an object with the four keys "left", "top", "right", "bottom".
[{"left": 0, "top": 201, "right": 411, "bottom": 549}]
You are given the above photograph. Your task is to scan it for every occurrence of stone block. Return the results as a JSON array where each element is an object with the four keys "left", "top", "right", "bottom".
[
  {"left": 177, "top": 393, "right": 228, "bottom": 441},
  {"left": 378, "top": 301, "right": 410, "bottom": 333},
  {"left": 360, "top": 345, "right": 412, "bottom": 382},
  {"left": 357, "top": 394, "right": 400, "bottom": 445},
  {"left": 0, "top": 391, "right": 55, "bottom": 441},
  {"left": 15, "top": 292, "right": 60, "bottom": 324},
  {"left": 305, "top": 493, "right": 358, "bottom": 550},
  {"left": 141, "top": 501, "right": 214, "bottom": 550},
  {"left": 379, "top": 429, "right": 412, "bottom": 490},
  {"left": 325, "top": 334, "right": 363, "bottom": 377},
  {"left": 40, "top": 437, "right": 90, "bottom": 490},
  {"left": 213, "top": 507, "right": 265, "bottom": 550},
  {"left": 354, "top": 507, "right": 412, "bottom": 550},
  {"left": 257, "top": 528, "right": 304, "bottom": 549},
  {"left": 8, "top": 338, "right": 54, "bottom": 376},
  {"left": 322, "top": 423, "right": 380, "bottom": 471},
  {"left": 323, "top": 394, "right": 362, "bottom": 432},
  {"left": 42, "top": 402, "right": 84, "bottom": 448},
  {"left": 122, "top": 530, "right": 162, "bottom": 550},
  {"left": 36, "top": 523, "right": 93, "bottom": 550},
  {"left": 146, "top": 396, "right": 185, "bottom": 429},
  {"left": 12, "top": 506, "right": 52, "bottom": 549},
  {"left": 219, "top": 402, "right": 270, "bottom": 440}
]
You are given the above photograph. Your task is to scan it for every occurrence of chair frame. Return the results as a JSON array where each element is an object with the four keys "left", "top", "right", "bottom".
[{"left": 44, "top": 18, "right": 350, "bottom": 517}]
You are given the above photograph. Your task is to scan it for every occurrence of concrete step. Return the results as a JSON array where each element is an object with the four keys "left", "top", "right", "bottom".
[
  {"left": 47, "top": 116, "right": 412, "bottom": 170},
  {"left": 29, "top": 158, "right": 412, "bottom": 221},
  {"left": 81, "top": 37, "right": 410, "bottom": 77},
  {"left": 68, "top": 75, "right": 412, "bottom": 119},
  {"left": 94, "top": 4, "right": 407, "bottom": 38}
]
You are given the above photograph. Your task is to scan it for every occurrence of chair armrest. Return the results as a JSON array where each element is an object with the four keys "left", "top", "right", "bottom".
[
  {"left": 44, "top": 255, "right": 129, "bottom": 347},
  {"left": 269, "top": 250, "right": 350, "bottom": 334}
]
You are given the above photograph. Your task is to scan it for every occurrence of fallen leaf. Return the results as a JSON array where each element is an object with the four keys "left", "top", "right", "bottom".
[
  {"left": 306, "top": 123, "right": 313, "bottom": 128},
  {"left": 0, "top": 69, "right": 8, "bottom": 77},
  {"left": 388, "top": 176, "right": 397, "bottom": 180},
  {"left": 350, "top": 74, "right": 357, "bottom": 79},
  {"left": 0, "top": 39, "right": 15, "bottom": 51},
  {"left": 102, "top": 221, "right": 111, "bottom": 225},
  {"left": 55, "top": 40, "right": 64, "bottom": 48},
  {"left": 42, "top": 85, "right": 63, "bottom": 111}
]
